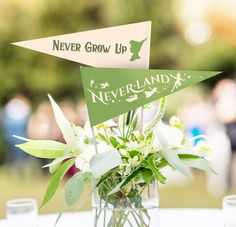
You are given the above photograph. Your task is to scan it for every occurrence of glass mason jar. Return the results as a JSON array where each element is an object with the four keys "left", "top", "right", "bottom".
[{"left": 93, "top": 181, "right": 159, "bottom": 227}]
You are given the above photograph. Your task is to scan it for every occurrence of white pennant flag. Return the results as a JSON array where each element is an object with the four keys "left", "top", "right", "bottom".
[{"left": 12, "top": 21, "right": 151, "bottom": 69}]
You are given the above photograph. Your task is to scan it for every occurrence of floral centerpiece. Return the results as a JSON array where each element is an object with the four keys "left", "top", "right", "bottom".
[{"left": 15, "top": 95, "right": 215, "bottom": 227}]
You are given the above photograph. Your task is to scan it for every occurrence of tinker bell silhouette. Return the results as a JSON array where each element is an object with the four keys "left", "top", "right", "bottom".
[
  {"left": 171, "top": 72, "right": 184, "bottom": 92},
  {"left": 129, "top": 38, "right": 147, "bottom": 62}
]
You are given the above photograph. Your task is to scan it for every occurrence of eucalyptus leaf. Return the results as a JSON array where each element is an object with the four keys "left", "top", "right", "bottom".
[
  {"left": 65, "top": 172, "right": 91, "bottom": 206},
  {"left": 41, "top": 158, "right": 75, "bottom": 208},
  {"left": 16, "top": 140, "right": 66, "bottom": 159},
  {"left": 90, "top": 149, "right": 121, "bottom": 178},
  {"left": 159, "top": 149, "right": 192, "bottom": 177}
]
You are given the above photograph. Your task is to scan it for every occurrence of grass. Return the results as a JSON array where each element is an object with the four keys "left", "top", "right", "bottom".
[{"left": 0, "top": 163, "right": 235, "bottom": 218}]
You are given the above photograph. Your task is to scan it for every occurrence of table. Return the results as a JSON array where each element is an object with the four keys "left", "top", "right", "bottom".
[{"left": 0, "top": 208, "right": 224, "bottom": 227}]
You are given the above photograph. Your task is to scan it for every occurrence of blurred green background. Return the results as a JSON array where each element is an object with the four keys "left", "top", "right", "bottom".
[{"left": 1, "top": 0, "right": 236, "bottom": 218}]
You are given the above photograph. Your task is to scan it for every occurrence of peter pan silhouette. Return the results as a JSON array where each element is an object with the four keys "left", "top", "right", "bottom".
[{"left": 129, "top": 38, "right": 147, "bottom": 62}]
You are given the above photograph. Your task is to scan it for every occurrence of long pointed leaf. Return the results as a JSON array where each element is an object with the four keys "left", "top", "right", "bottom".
[
  {"left": 48, "top": 94, "right": 77, "bottom": 147},
  {"left": 41, "top": 158, "right": 75, "bottom": 208},
  {"left": 159, "top": 149, "right": 192, "bottom": 177},
  {"left": 16, "top": 140, "right": 66, "bottom": 159},
  {"left": 43, "top": 155, "right": 75, "bottom": 174}
]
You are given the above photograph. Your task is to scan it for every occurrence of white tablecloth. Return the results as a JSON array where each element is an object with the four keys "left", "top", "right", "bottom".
[{"left": 0, "top": 208, "right": 224, "bottom": 227}]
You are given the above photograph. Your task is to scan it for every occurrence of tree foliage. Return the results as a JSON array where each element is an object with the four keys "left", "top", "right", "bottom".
[{"left": 0, "top": 0, "right": 235, "bottom": 105}]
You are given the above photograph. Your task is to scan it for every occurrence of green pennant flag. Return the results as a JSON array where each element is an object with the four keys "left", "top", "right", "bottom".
[{"left": 80, "top": 67, "right": 221, "bottom": 126}]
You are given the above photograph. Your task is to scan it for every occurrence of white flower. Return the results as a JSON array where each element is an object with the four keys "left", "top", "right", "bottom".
[
  {"left": 128, "top": 156, "right": 139, "bottom": 168},
  {"left": 126, "top": 141, "right": 140, "bottom": 150},
  {"left": 84, "top": 121, "right": 95, "bottom": 138},
  {"left": 124, "top": 166, "right": 131, "bottom": 175},
  {"left": 143, "top": 144, "right": 155, "bottom": 156},
  {"left": 75, "top": 142, "right": 113, "bottom": 172},
  {"left": 156, "top": 122, "right": 184, "bottom": 148},
  {"left": 75, "top": 145, "right": 95, "bottom": 172}
]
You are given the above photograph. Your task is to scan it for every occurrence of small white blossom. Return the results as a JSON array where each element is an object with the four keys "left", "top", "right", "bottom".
[
  {"left": 124, "top": 166, "right": 132, "bottom": 175},
  {"left": 132, "top": 130, "right": 141, "bottom": 139},
  {"left": 126, "top": 141, "right": 140, "bottom": 150},
  {"left": 129, "top": 156, "right": 139, "bottom": 168}
]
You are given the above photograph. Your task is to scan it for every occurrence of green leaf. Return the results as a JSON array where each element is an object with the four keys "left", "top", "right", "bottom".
[
  {"left": 108, "top": 168, "right": 141, "bottom": 195},
  {"left": 16, "top": 140, "right": 66, "bottom": 159},
  {"left": 43, "top": 155, "right": 74, "bottom": 174},
  {"left": 65, "top": 172, "right": 92, "bottom": 206},
  {"left": 130, "top": 113, "right": 138, "bottom": 132},
  {"left": 96, "top": 168, "right": 115, "bottom": 187},
  {"left": 129, "top": 150, "right": 140, "bottom": 158},
  {"left": 128, "top": 193, "right": 142, "bottom": 208},
  {"left": 97, "top": 133, "right": 107, "bottom": 143},
  {"left": 181, "top": 157, "right": 216, "bottom": 174},
  {"left": 118, "top": 136, "right": 129, "bottom": 142},
  {"left": 159, "top": 149, "right": 192, "bottom": 177},
  {"left": 107, "top": 181, "right": 124, "bottom": 196},
  {"left": 110, "top": 137, "right": 119, "bottom": 148},
  {"left": 90, "top": 149, "right": 121, "bottom": 178},
  {"left": 48, "top": 94, "right": 77, "bottom": 147},
  {"left": 141, "top": 168, "right": 153, "bottom": 184},
  {"left": 41, "top": 158, "right": 75, "bottom": 208},
  {"left": 143, "top": 155, "right": 166, "bottom": 184},
  {"left": 176, "top": 147, "right": 205, "bottom": 158},
  {"left": 156, "top": 158, "right": 168, "bottom": 169},
  {"left": 178, "top": 154, "right": 201, "bottom": 159}
]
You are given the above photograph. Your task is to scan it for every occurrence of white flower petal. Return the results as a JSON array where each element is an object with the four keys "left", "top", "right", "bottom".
[
  {"left": 75, "top": 145, "right": 95, "bottom": 172},
  {"left": 158, "top": 122, "right": 184, "bottom": 147},
  {"left": 84, "top": 121, "right": 96, "bottom": 138},
  {"left": 196, "top": 140, "right": 213, "bottom": 152}
]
